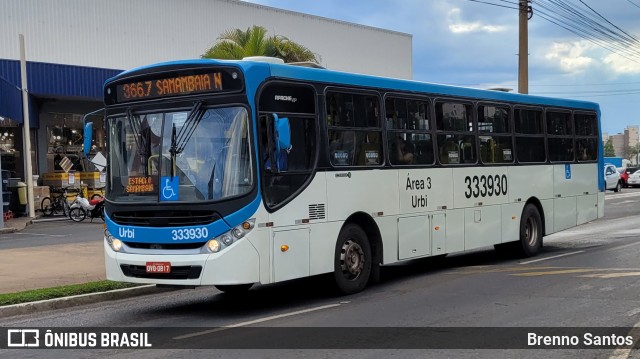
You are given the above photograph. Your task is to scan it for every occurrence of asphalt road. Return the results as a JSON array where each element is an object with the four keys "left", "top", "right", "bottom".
[{"left": 2, "top": 189, "right": 640, "bottom": 358}]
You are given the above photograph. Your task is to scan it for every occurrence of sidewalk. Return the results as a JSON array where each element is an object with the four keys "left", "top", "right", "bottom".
[{"left": 0, "top": 215, "right": 107, "bottom": 293}]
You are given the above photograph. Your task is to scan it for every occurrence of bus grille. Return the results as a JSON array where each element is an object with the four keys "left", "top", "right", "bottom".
[
  {"left": 123, "top": 242, "right": 206, "bottom": 250},
  {"left": 120, "top": 265, "right": 202, "bottom": 280},
  {"left": 309, "top": 204, "right": 326, "bottom": 220},
  {"left": 111, "top": 210, "right": 221, "bottom": 227}
]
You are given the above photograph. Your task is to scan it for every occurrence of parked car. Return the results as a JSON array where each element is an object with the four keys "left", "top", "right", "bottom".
[
  {"left": 604, "top": 164, "right": 622, "bottom": 192},
  {"left": 619, "top": 167, "right": 638, "bottom": 188},
  {"left": 627, "top": 169, "right": 640, "bottom": 188}
]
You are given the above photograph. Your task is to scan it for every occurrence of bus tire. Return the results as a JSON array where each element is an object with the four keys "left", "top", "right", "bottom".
[
  {"left": 215, "top": 284, "right": 253, "bottom": 294},
  {"left": 333, "top": 224, "right": 371, "bottom": 295},
  {"left": 517, "top": 204, "right": 543, "bottom": 257}
]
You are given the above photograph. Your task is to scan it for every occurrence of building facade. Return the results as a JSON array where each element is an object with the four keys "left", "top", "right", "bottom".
[
  {"left": 603, "top": 125, "right": 639, "bottom": 165},
  {"left": 0, "top": 0, "right": 412, "bottom": 183}
]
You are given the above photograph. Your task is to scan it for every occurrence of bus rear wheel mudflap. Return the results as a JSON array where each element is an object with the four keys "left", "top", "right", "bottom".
[
  {"left": 333, "top": 223, "right": 372, "bottom": 294},
  {"left": 215, "top": 283, "right": 254, "bottom": 294}
]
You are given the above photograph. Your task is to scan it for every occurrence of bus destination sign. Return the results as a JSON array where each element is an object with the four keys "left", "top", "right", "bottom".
[{"left": 116, "top": 72, "right": 223, "bottom": 102}]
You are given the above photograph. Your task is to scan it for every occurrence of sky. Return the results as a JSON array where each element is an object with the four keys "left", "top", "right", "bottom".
[{"left": 242, "top": 0, "right": 640, "bottom": 136}]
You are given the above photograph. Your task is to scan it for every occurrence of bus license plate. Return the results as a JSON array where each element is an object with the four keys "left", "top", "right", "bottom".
[{"left": 146, "top": 262, "right": 171, "bottom": 273}]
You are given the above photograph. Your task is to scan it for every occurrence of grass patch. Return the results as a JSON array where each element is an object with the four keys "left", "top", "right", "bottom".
[{"left": 0, "top": 281, "right": 141, "bottom": 306}]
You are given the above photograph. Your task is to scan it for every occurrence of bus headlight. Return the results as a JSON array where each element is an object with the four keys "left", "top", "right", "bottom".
[
  {"left": 105, "top": 230, "right": 123, "bottom": 252},
  {"left": 206, "top": 239, "right": 220, "bottom": 253},
  {"left": 204, "top": 219, "right": 255, "bottom": 253}
]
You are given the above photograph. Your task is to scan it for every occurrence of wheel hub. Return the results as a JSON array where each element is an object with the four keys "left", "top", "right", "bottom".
[{"left": 340, "top": 239, "right": 364, "bottom": 280}]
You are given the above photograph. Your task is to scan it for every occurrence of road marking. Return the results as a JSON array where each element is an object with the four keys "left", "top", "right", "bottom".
[
  {"left": 580, "top": 272, "right": 640, "bottom": 279},
  {"left": 511, "top": 268, "right": 601, "bottom": 277},
  {"left": 13, "top": 232, "right": 66, "bottom": 237},
  {"left": 606, "top": 241, "right": 640, "bottom": 252},
  {"left": 605, "top": 192, "right": 640, "bottom": 200},
  {"left": 519, "top": 251, "right": 584, "bottom": 265},
  {"left": 173, "top": 303, "right": 342, "bottom": 340}
]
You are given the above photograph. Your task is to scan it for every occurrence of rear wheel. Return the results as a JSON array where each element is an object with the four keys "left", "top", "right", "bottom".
[
  {"left": 517, "top": 204, "right": 543, "bottom": 257},
  {"left": 614, "top": 181, "right": 622, "bottom": 192},
  {"left": 69, "top": 207, "right": 87, "bottom": 222},
  {"left": 333, "top": 224, "right": 371, "bottom": 294},
  {"left": 41, "top": 197, "right": 53, "bottom": 216}
]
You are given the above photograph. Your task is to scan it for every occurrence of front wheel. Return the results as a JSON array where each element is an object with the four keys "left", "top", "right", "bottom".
[
  {"left": 614, "top": 182, "right": 622, "bottom": 192},
  {"left": 333, "top": 224, "right": 372, "bottom": 295},
  {"left": 69, "top": 207, "right": 87, "bottom": 222}
]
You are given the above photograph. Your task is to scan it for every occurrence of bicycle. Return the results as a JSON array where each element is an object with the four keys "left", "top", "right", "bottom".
[{"left": 40, "top": 188, "right": 74, "bottom": 217}]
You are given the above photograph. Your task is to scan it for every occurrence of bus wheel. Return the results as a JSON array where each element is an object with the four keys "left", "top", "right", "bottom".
[
  {"left": 517, "top": 204, "right": 542, "bottom": 257},
  {"left": 215, "top": 284, "right": 253, "bottom": 294},
  {"left": 333, "top": 224, "right": 371, "bottom": 294}
]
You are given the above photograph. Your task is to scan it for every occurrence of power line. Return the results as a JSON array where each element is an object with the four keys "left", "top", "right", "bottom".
[
  {"left": 627, "top": 0, "right": 640, "bottom": 10},
  {"left": 464, "top": 0, "right": 518, "bottom": 10}
]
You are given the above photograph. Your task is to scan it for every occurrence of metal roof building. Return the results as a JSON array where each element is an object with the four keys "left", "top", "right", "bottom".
[{"left": 0, "top": 0, "right": 412, "bottom": 182}]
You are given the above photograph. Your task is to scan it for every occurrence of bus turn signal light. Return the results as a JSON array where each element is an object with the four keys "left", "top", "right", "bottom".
[{"left": 281, "top": 245, "right": 289, "bottom": 252}]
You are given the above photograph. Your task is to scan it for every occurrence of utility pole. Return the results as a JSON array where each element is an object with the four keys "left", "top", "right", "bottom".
[
  {"left": 19, "top": 34, "right": 35, "bottom": 218},
  {"left": 518, "top": 0, "right": 531, "bottom": 94}
]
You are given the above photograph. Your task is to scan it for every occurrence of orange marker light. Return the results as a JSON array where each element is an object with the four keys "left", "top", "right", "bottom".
[
  {"left": 434, "top": 226, "right": 440, "bottom": 231},
  {"left": 281, "top": 245, "right": 289, "bottom": 252}
]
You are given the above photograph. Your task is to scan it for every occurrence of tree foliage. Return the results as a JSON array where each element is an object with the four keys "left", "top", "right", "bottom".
[
  {"left": 604, "top": 139, "right": 616, "bottom": 157},
  {"left": 202, "top": 25, "right": 320, "bottom": 64}
]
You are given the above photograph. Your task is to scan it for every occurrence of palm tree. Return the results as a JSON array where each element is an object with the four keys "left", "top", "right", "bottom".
[{"left": 202, "top": 25, "right": 320, "bottom": 64}]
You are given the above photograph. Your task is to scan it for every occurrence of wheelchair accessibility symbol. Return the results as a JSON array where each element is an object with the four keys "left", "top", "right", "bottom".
[
  {"left": 565, "top": 164, "right": 571, "bottom": 179},
  {"left": 161, "top": 176, "right": 179, "bottom": 201}
]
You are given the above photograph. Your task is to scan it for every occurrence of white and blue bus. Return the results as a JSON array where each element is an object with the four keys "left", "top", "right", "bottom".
[{"left": 85, "top": 57, "right": 603, "bottom": 294}]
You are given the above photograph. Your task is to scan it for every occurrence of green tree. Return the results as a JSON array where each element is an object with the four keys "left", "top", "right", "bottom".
[
  {"left": 202, "top": 25, "right": 320, "bottom": 63},
  {"left": 604, "top": 139, "right": 615, "bottom": 157}
]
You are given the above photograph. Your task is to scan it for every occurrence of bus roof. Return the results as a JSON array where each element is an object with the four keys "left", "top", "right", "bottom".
[{"left": 107, "top": 58, "right": 600, "bottom": 112}]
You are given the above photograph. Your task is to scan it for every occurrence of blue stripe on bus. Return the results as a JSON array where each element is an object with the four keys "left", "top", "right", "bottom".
[{"left": 103, "top": 195, "right": 261, "bottom": 244}]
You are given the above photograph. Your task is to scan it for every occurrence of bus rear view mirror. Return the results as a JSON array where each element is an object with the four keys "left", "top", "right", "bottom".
[
  {"left": 83, "top": 122, "right": 93, "bottom": 157},
  {"left": 82, "top": 108, "right": 104, "bottom": 157}
]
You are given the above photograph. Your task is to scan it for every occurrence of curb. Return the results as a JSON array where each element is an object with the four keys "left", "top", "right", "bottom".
[{"left": 0, "top": 285, "right": 171, "bottom": 318}]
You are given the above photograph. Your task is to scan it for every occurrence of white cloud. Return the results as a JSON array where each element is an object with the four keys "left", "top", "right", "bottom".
[
  {"left": 544, "top": 42, "right": 594, "bottom": 73},
  {"left": 603, "top": 53, "right": 640, "bottom": 74},
  {"left": 447, "top": 8, "right": 506, "bottom": 34}
]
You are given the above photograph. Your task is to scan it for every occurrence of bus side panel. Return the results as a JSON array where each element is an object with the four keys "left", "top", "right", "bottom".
[
  {"left": 399, "top": 168, "right": 453, "bottom": 213},
  {"left": 508, "top": 166, "right": 554, "bottom": 204},
  {"left": 464, "top": 205, "right": 502, "bottom": 250},
  {"left": 267, "top": 173, "right": 328, "bottom": 282},
  {"left": 445, "top": 208, "right": 465, "bottom": 253},
  {"left": 597, "top": 191, "right": 605, "bottom": 218},
  {"left": 556, "top": 163, "right": 598, "bottom": 196},
  {"left": 501, "top": 202, "right": 525, "bottom": 243},
  {"left": 541, "top": 199, "right": 555, "bottom": 235},
  {"left": 310, "top": 222, "right": 341, "bottom": 276},
  {"left": 326, "top": 170, "right": 399, "bottom": 221}
]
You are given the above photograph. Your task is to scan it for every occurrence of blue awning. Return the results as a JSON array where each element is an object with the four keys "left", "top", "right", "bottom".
[{"left": 0, "top": 59, "right": 122, "bottom": 126}]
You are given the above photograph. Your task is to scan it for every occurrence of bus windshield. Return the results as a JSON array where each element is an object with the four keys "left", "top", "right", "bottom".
[{"left": 107, "top": 106, "right": 253, "bottom": 203}]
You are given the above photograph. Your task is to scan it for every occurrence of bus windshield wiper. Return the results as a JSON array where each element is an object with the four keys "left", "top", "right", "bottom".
[
  {"left": 127, "top": 109, "right": 150, "bottom": 176},
  {"left": 168, "top": 101, "right": 206, "bottom": 177}
]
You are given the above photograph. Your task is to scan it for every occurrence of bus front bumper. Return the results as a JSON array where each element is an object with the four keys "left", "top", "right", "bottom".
[{"left": 104, "top": 238, "right": 260, "bottom": 286}]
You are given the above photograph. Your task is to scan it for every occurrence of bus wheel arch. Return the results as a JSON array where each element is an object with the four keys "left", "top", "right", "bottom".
[{"left": 333, "top": 213, "right": 383, "bottom": 294}]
